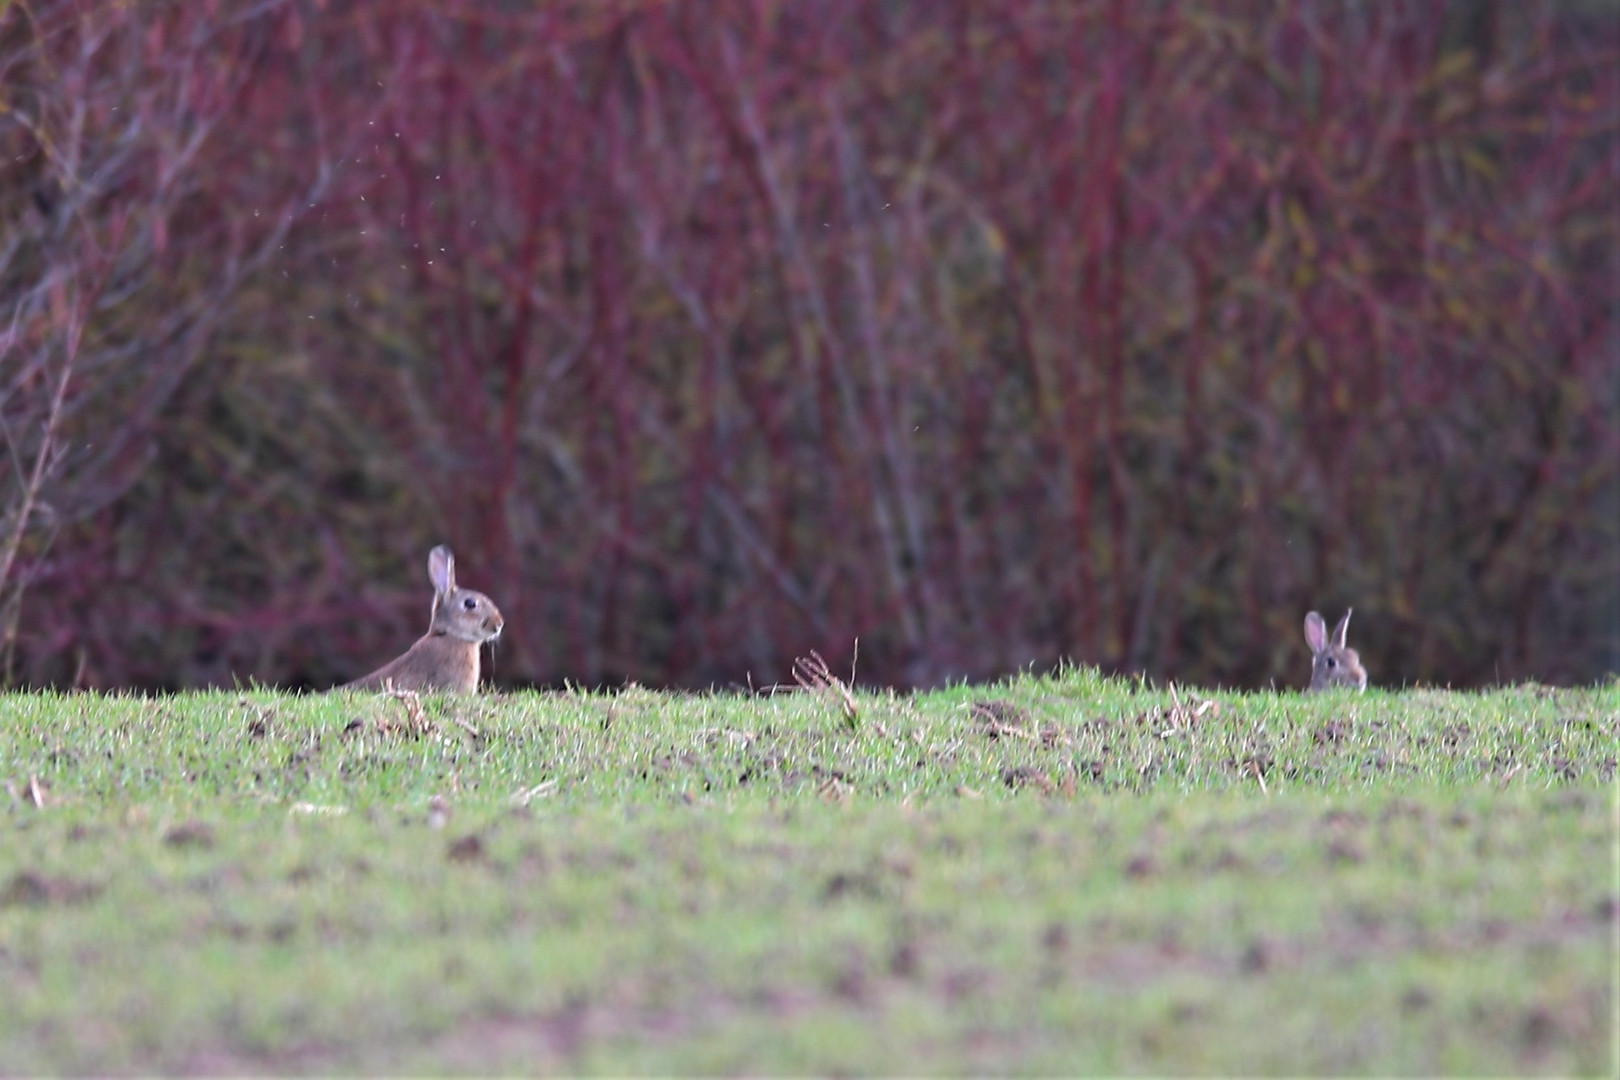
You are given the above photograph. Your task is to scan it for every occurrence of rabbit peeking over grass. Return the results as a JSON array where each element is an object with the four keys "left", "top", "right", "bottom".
[
  {"left": 342, "top": 545, "right": 504, "bottom": 693},
  {"left": 1304, "top": 609, "right": 1368, "bottom": 692}
]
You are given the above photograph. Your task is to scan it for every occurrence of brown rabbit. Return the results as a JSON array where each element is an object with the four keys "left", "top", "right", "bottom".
[
  {"left": 1303, "top": 609, "right": 1368, "bottom": 692},
  {"left": 342, "top": 545, "right": 504, "bottom": 693}
]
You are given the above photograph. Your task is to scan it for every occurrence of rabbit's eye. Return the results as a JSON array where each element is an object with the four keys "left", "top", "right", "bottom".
[
  {"left": 462, "top": 596, "right": 477, "bottom": 611},
  {"left": 1326, "top": 657, "right": 1338, "bottom": 668}
]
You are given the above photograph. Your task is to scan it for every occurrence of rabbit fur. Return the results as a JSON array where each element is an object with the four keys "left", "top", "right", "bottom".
[
  {"left": 1303, "top": 608, "right": 1367, "bottom": 691},
  {"left": 343, "top": 545, "right": 504, "bottom": 693}
]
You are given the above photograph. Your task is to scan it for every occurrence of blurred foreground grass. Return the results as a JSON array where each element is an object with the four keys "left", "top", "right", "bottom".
[{"left": 1, "top": 672, "right": 1615, "bottom": 1074}]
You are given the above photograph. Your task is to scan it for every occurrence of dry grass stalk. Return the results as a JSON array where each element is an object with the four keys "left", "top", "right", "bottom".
[
  {"left": 1162, "top": 683, "right": 1221, "bottom": 734},
  {"left": 511, "top": 779, "right": 559, "bottom": 807},
  {"left": 793, "top": 649, "right": 859, "bottom": 729},
  {"left": 6, "top": 775, "right": 51, "bottom": 808},
  {"left": 379, "top": 685, "right": 431, "bottom": 737},
  {"left": 817, "top": 775, "right": 853, "bottom": 804}
]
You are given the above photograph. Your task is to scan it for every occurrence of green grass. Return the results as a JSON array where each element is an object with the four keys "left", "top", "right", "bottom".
[{"left": 1, "top": 670, "right": 1615, "bottom": 1074}]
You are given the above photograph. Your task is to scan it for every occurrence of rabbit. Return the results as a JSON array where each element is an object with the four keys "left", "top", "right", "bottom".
[
  {"left": 1303, "top": 608, "right": 1368, "bottom": 692},
  {"left": 342, "top": 545, "right": 504, "bottom": 693}
]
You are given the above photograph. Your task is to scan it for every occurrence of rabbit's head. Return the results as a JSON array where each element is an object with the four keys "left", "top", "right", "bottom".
[
  {"left": 1304, "top": 609, "right": 1367, "bottom": 691},
  {"left": 427, "top": 545, "right": 504, "bottom": 644}
]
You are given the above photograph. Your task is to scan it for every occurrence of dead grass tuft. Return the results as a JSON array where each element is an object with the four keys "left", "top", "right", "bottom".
[{"left": 792, "top": 649, "right": 859, "bottom": 731}]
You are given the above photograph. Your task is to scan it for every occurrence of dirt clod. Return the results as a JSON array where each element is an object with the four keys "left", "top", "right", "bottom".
[
  {"left": 1239, "top": 940, "right": 1271, "bottom": 974},
  {"left": 1314, "top": 720, "right": 1352, "bottom": 745},
  {"left": 889, "top": 939, "right": 919, "bottom": 979},
  {"left": 823, "top": 871, "right": 880, "bottom": 901},
  {"left": 1520, "top": 1007, "right": 1558, "bottom": 1051},
  {"left": 164, "top": 821, "right": 215, "bottom": 849},
  {"left": 0, "top": 870, "right": 101, "bottom": 908},
  {"left": 1002, "top": 766, "right": 1052, "bottom": 793},
  {"left": 1400, "top": 986, "right": 1433, "bottom": 1013},
  {"left": 1325, "top": 838, "right": 1364, "bottom": 865},
  {"left": 447, "top": 834, "right": 486, "bottom": 864}
]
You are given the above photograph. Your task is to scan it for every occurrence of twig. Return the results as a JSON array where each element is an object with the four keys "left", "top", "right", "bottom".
[{"left": 0, "top": 280, "right": 91, "bottom": 666}]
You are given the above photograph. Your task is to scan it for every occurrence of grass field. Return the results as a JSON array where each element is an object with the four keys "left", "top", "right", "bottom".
[{"left": 1, "top": 670, "right": 1615, "bottom": 1074}]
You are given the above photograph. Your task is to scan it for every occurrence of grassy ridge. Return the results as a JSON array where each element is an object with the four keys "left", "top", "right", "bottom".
[{"left": 1, "top": 674, "right": 1615, "bottom": 1073}]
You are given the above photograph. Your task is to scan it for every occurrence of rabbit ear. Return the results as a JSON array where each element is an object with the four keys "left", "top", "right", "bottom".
[
  {"left": 428, "top": 545, "right": 457, "bottom": 597},
  {"left": 1333, "top": 609, "right": 1353, "bottom": 648},
  {"left": 1304, "top": 611, "right": 1328, "bottom": 653}
]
